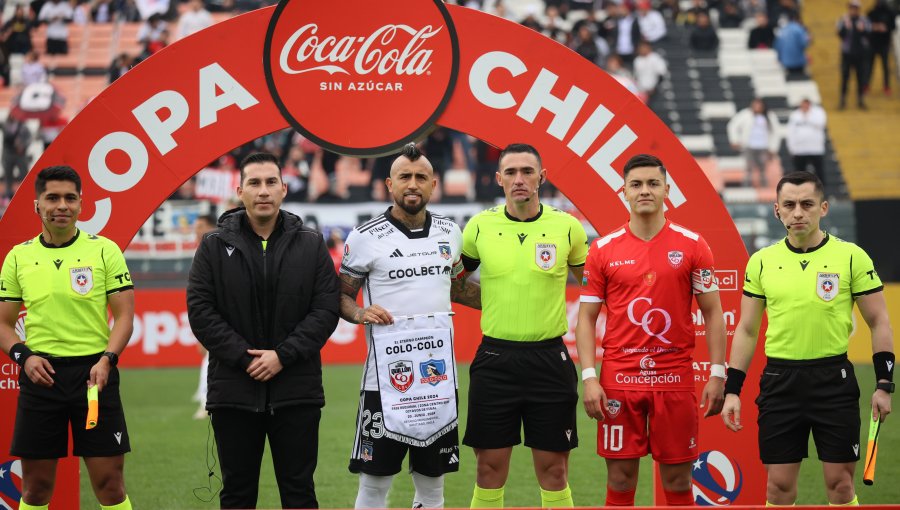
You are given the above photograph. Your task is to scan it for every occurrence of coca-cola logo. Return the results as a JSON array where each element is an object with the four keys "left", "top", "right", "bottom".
[
  {"left": 264, "top": 0, "right": 459, "bottom": 156},
  {"left": 279, "top": 23, "right": 441, "bottom": 76}
]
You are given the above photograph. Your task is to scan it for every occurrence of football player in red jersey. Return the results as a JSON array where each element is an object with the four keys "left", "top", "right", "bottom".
[{"left": 575, "top": 154, "right": 727, "bottom": 506}]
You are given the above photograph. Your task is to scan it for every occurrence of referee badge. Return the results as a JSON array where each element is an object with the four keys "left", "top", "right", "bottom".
[
  {"left": 817, "top": 272, "right": 840, "bottom": 302},
  {"left": 70, "top": 267, "right": 93, "bottom": 296},
  {"left": 535, "top": 243, "right": 557, "bottom": 270}
]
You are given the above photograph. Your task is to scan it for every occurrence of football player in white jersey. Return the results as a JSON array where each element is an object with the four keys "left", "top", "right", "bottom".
[{"left": 340, "top": 143, "right": 481, "bottom": 508}]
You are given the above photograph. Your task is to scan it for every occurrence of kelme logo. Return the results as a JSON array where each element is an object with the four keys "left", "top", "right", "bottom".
[{"left": 264, "top": 0, "right": 459, "bottom": 156}]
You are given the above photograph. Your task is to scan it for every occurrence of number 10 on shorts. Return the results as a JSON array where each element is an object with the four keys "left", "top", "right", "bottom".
[{"left": 602, "top": 424, "right": 623, "bottom": 451}]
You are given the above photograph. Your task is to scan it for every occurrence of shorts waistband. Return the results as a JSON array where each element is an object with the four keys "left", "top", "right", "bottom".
[
  {"left": 36, "top": 352, "right": 104, "bottom": 365},
  {"left": 766, "top": 352, "right": 848, "bottom": 368},
  {"left": 481, "top": 336, "right": 564, "bottom": 349}
]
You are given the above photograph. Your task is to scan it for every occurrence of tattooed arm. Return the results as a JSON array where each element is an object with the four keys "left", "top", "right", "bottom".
[{"left": 339, "top": 272, "right": 394, "bottom": 325}]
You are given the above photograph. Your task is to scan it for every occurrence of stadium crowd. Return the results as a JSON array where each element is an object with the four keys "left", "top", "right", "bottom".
[{"left": 0, "top": 0, "right": 896, "bottom": 216}]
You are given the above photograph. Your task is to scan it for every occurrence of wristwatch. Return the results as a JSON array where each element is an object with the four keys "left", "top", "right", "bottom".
[
  {"left": 102, "top": 351, "right": 119, "bottom": 367},
  {"left": 876, "top": 381, "right": 895, "bottom": 393}
]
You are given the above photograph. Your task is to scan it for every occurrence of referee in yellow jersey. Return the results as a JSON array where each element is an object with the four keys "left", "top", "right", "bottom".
[
  {"left": 0, "top": 166, "right": 135, "bottom": 510},
  {"left": 461, "top": 143, "right": 588, "bottom": 508},
  {"left": 722, "top": 171, "right": 894, "bottom": 506}
]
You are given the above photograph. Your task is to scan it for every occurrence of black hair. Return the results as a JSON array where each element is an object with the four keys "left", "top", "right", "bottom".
[
  {"left": 776, "top": 171, "right": 825, "bottom": 201},
  {"left": 196, "top": 213, "right": 217, "bottom": 226},
  {"left": 397, "top": 142, "right": 423, "bottom": 162},
  {"left": 239, "top": 152, "right": 282, "bottom": 184},
  {"left": 35, "top": 165, "right": 81, "bottom": 196},
  {"left": 498, "top": 143, "right": 542, "bottom": 169},
  {"left": 623, "top": 154, "right": 667, "bottom": 180}
]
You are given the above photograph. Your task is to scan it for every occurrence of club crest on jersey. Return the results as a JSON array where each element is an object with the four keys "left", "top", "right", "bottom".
[
  {"left": 438, "top": 242, "right": 451, "bottom": 260},
  {"left": 817, "top": 272, "right": 840, "bottom": 302},
  {"left": 607, "top": 399, "right": 622, "bottom": 418},
  {"left": 644, "top": 271, "right": 656, "bottom": 286},
  {"left": 70, "top": 267, "right": 93, "bottom": 295},
  {"left": 668, "top": 250, "right": 684, "bottom": 268},
  {"left": 388, "top": 360, "right": 414, "bottom": 393},
  {"left": 420, "top": 359, "right": 448, "bottom": 386},
  {"left": 700, "top": 269, "right": 714, "bottom": 288},
  {"left": 535, "top": 243, "right": 556, "bottom": 270}
]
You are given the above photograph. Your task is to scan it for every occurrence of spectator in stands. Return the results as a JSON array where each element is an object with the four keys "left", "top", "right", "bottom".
[
  {"left": 727, "top": 98, "right": 782, "bottom": 189},
  {"left": 774, "top": 11, "right": 810, "bottom": 79},
  {"left": 636, "top": 0, "right": 667, "bottom": 43},
  {"left": 866, "top": 0, "right": 896, "bottom": 94},
  {"left": 786, "top": 98, "right": 828, "bottom": 186},
  {"left": 633, "top": 41, "right": 668, "bottom": 101},
  {"left": 520, "top": 8, "right": 543, "bottom": 33},
  {"left": 108, "top": 52, "right": 137, "bottom": 83},
  {"left": 719, "top": 1, "right": 745, "bottom": 29},
  {"left": 177, "top": 0, "right": 212, "bottom": 39},
  {"left": 748, "top": 13, "right": 775, "bottom": 49},
  {"left": 143, "top": 28, "right": 169, "bottom": 56},
  {"left": 542, "top": 5, "right": 569, "bottom": 44},
  {"left": 742, "top": 0, "right": 767, "bottom": 18},
  {"left": 689, "top": 12, "right": 719, "bottom": 51},
  {"left": 658, "top": 0, "right": 681, "bottom": 25},
  {"left": 21, "top": 51, "right": 47, "bottom": 85},
  {"left": 680, "top": 0, "right": 709, "bottom": 26},
  {"left": 325, "top": 229, "right": 343, "bottom": 274},
  {"left": 613, "top": 4, "right": 642, "bottom": 66},
  {"left": 137, "top": 13, "right": 168, "bottom": 47},
  {"left": 837, "top": 0, "right": 872, "bottom": 109},
  {"left": 38, "top": 0, "right": 74, "bottom": 55},
  {"left": 71, "top": 0, "right": 91, "bottom": 25},
  {"left": 91, "top": 0, "right": 117, "bottom": 22},
  {"left": 571, "top": 23, "right": 608, "bottom": 66},
  {"left": 1, "top": 119, "right": 33, "bottom": 199},
  {"left": 605, "top": 54, "right": 642, "bottom": 99},
  {"left": 2, "top": 6, "right": 36, "bottom": 56},
  {"left": 283, "top": 144, "right": 310, "bottom": 202}
]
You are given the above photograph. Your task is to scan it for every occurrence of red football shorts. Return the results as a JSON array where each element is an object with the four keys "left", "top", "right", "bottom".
[{"left": 596, "top": 389, "right": 699, "bottom": 463}]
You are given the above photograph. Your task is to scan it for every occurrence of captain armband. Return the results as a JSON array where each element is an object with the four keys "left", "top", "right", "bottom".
[{"left": 724, "top": 367, "right": 746, "bottom": 396}]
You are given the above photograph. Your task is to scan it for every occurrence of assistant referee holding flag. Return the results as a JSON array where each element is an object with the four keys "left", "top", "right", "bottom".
[
  {"left": 722, "top": 171, "right": 894, "bottom": 506},
  {"left": 0, "top": 166, "right": 135, "bottom": 510}
]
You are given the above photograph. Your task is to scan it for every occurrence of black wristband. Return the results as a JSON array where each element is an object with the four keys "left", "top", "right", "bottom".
[
  {"left": 724, "top": 367, "right": 747, "bottom": 396},
  {"left": 8, "top": 343, "right": 34, "bottom": 368},
  {"left": 873, "top": 351, "right": 895, "bottom": 382}
]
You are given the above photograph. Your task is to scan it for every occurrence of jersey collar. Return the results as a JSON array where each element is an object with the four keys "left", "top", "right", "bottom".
[
  {"left": 504, "top": 203, "right": 543, "bottom": 222},
  {"left": 785, "top": 232, "right": 830, "bottom": 253},
  {"left": 385, "top": 206, "right": 432, "bottom": 239},
  {"left": 39, "top": 228, "right": 80, "bottom": 248}
]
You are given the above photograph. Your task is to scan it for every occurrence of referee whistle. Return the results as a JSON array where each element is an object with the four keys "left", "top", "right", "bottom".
[{"left": 86, "top": 385, "right": 99, "bottom": 430}]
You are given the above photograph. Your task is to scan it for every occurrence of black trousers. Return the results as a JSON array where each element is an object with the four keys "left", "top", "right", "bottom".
[
  {"left": 211, "top": 406, "right": 321, "bottom": 509},
  {"left": 792, "top": 155, "right": 825, "bottom": 186},
  {"left": 840, "top": 53, "right": 868, "bottom": 103},
  {"left": 868, "top": 44, "right": 891, "bottom": 90}
]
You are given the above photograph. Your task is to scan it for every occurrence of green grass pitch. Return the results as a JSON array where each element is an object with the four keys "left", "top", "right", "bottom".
[{"left": 78, "top": 364, "right": 899, "bottom": 508}]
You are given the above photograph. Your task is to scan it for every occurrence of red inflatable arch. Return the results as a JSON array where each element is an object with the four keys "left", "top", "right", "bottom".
[{"left": 0, "top": 2, "right": 762, "bottom": 505}]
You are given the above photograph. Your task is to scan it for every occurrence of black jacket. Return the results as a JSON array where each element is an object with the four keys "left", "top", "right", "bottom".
[{"left": 187, "top": 207, "right": 340, "bottom": 412}]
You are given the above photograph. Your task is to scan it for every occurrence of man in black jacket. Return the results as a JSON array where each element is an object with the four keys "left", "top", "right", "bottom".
[{"left": 187, "top": 152, "right": 340, "bottom": 509}]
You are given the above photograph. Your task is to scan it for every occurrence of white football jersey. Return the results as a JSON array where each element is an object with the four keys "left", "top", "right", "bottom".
[{"left": 341, "top": 208, "right": 464, "bottom": 390}]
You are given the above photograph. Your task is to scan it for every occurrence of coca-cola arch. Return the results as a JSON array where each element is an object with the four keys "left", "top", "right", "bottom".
[{"left": 0, "top": 1, "right": 764, "bottom": 506}]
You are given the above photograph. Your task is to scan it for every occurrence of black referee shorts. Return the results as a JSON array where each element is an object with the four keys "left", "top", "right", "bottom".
[
  {"left": 11, "top": 353, "right": 131, "bottom": 459},
  {"left": 463, "top": 336, "right": 578, "bottom": 452},
  {"left": 755, "top": 353, "right": 860, "bottom": 464}
]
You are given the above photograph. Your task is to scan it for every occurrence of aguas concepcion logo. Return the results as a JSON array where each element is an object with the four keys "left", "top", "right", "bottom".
[{"left": 264, "top": 0, "right": 459, "bottom": 156}]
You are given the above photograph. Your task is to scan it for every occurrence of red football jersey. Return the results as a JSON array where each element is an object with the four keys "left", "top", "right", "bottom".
[{"left": 581, "top": 221, "right": 718, "bottom": 391}]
